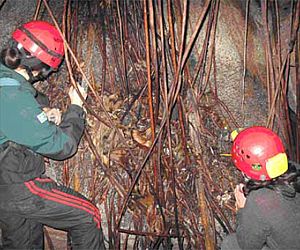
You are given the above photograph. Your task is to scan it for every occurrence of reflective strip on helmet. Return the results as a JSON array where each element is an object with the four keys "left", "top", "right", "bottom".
[
  {"left": 230, "top": 130, "right": 239, "bottom": 141},
  {"left": 266, "top": 153, "right": 288, "bottom": 179},
  {"left": 18, "top": 26, "right": 63, "bottom": 60},
  {"left": 17, "top": 43, "right": 23, "bottom": 50},
  {"left": 230, "top": 128, "right": 245, "bottom": 141}
]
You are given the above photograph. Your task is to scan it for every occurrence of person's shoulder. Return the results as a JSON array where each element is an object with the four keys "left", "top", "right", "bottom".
[
  {"left": 0, "top": 77, "right": 20, "bottom": 87},
  {"left": 0, "top": 79, "right": 36, "bottom": 105},
  {"left": 0, "top": 64, "right": 23, "bottom": 88},
  {"left": 0, "top": 75, "right": 36, "bottom": 97},
  {"left": 248, "top": 187, "right": 273, "bottom": 196},
  {"left": 0, "top": 62, "right": 17, "bottom": 77},
  {"left": 247, "top": 188, "right": 276, "bottom": 207}
]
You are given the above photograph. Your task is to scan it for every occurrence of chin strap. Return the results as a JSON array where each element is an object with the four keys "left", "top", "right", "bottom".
[{"left": 25, "top": 66, "right": 53, "bottom": 84}]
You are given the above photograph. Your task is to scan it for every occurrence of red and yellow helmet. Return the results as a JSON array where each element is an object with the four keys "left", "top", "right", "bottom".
[
  {"left": 12, "top": 20, "right": 64, "bottom": 69},
  {"left": 231, "top": 126, "right": 288, "bottom": 181}
]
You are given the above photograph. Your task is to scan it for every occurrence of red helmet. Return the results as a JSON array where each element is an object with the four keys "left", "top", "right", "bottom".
[
  {"left": 12, "top": 20, "right": 64, "bottom": 69},
  {"left": 231, "top": 126, "right": 288, "bottom": 181}
]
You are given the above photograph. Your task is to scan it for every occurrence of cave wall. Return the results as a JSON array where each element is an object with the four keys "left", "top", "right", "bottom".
[{"left": 2, "top": 0, "right": 292, "bottom": 128}]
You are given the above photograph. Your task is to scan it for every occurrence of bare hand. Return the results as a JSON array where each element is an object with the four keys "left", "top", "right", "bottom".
[
  {"left": 68, "top": 84, "right": 87, "bottom": 107},
  {"left": 43, "top": 108, "right": 62, "bottom": 125},
  {"left": 234, "top": 183, "right": 246, "bottom": 210}
]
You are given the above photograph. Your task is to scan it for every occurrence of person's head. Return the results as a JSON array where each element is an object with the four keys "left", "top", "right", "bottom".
[
  {"left": 231, "top": 126, "right": 288, "bottom": 181},
  {"left": 1, "top": 20, "right": 64, "bottom": 83}
]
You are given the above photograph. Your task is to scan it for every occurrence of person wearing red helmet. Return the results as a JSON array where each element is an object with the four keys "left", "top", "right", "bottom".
[
  {"left": 12, "top": 20, "right": 64, "bottom": 70},
  {"left": 0, "top": 21, "right": 106, "bottom": 249},
  {"left": 221, "top": 126, "right": 300, "bottom": 250},
  {"left": 231, "top": 126, "right": 289, "bottom": 182}
]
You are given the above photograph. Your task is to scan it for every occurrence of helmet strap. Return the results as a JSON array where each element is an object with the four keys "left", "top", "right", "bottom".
[
  {"left": 24, "top": 65, "right": 53, "bottom": 84},
  {"left": 242, "top": 172, "right": 251, "bottom": 182}
]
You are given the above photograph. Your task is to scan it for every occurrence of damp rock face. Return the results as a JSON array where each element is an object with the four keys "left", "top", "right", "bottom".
[
  {"left": 1, "top": 0, "right": 293, "bottom": 128},
  {"left": 0, "top": 0, "right": 64, "bottom": 46},
  {"left": 0, "top": 0, "right": 35, "bottom": 47},
  {"left": 186, "top": 0, "right": 297, "bottom": 127}
]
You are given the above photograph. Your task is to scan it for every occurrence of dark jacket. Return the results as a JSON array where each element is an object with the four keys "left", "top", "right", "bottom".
[
  {"left": 0, "top": 63, "right": 85, "bottom": 184},
  {"left": 236, "top": 185, "right": 300, "bottom": 249}
]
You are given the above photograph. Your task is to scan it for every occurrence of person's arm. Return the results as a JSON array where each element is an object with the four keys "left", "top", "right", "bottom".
[
  {"left": 0, "top": 85, "right": 86, "bottom": 161},
  {"left": 35, "top": 90, "right": 50, "bottom": 108},
  {"left": 235, "top": 191, "right": 269, "bottom": 249}
]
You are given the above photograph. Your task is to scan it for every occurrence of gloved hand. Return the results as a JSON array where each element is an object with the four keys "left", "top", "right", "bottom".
[
  {"left": 68, "top": 84, "right": 87, "bottom": 107},
  {"left": 43, "top": 107, "right": 62, "bottom": 125}
]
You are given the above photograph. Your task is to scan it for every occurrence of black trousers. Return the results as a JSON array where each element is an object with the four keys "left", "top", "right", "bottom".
[{"left": 0, "top": 177, "right": 106, "bottom": 250}]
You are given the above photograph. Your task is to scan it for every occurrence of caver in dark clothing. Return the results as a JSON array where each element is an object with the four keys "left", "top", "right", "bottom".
[
  {"left": 0, "top": 61, "right": 106, "bottom": 249},
  {"left": 221, "top": 127, "right": 300, "bottom": 250},
  {"left": 221, "top": 178, "right": 300, "bottom": 250}
]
